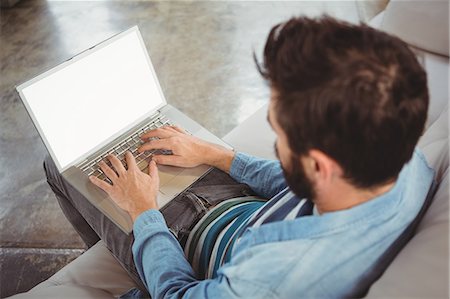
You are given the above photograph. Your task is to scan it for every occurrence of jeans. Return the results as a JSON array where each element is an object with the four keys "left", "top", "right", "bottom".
[{"left": 43, "top": 156, "right": 255, "bottom": 295}]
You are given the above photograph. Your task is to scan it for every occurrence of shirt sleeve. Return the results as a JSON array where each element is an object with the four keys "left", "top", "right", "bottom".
[
  {"left": 132, "top": 210, "right": 275, "bottom": 299},
  {"left": 229, "top": 152, "right": 287, "bottom": 198}
]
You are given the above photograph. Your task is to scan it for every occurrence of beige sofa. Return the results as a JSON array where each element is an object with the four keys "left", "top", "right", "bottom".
[{"left": 10, "top": 1, "right": 449, "bottom": 298}]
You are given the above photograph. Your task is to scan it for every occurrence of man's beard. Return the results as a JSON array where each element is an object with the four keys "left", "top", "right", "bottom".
[
  {"left": 282, "top": 156, "right": 316, "bottom": 200},
  {"left": 276, "top": 145, "right": 316, "bottom": 200}
]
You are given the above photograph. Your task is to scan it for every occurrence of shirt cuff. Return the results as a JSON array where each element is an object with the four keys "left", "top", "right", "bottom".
[
  {"left": 133, "top": 209, "right": 167, "bottom": 237},
  {"left": 229, "top": 152, "right": 251, "bottom": 182}
]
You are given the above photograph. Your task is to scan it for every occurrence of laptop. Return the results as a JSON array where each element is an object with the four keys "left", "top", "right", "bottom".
[{"left": 16, "top": 26, "right": 232, "bottom": 234}]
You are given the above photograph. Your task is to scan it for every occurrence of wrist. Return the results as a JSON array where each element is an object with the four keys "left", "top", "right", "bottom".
[
  {"left": 130, "top": 210, "right": 144, "bottom": 223},
  {"left": 130, "top": 202, "right": 158, "bottom": 222},
  {"left": 130, "top": 208, "right": 151, "bottom": 223},
  {"left": 205, "top": 144, "right": 235, "bottom": 173}
]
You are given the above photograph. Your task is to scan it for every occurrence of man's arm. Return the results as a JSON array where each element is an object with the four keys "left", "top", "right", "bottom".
[
  {"left": 90, "top": 153, "right": 274, "bottom": 298},
  {"left": 132, "top": 210, "right": 274, "bottom": 299},
  {"left": 138, "top": 125, "right": 235, "bottom": 172},
  {"left": 229, "top": 152, "right": 287, "bottom": 198},
  {"left": 139, "top": 126, "right": 287, "bottom": 198}
]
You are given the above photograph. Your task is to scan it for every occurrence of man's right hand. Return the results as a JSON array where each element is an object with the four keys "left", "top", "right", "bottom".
[{"left": 138, "top": 126, "right": 235, "bottom": 173}]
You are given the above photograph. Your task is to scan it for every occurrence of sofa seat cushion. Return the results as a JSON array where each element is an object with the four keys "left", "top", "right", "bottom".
[{"left": 9, "top": 241, "right": 137, "bottom": 299}]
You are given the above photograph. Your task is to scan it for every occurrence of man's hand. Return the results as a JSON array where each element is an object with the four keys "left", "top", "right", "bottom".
[
  {"left": 89, "top": 152, "right": 159, "bottom": 222},
  {"left": 139, "top": 125, "right": 235, "bottom": 173}
]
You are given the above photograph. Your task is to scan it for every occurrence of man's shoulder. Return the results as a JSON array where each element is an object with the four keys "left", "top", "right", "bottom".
[{"left": 398, "top": 148, "right": 435, "bottom": 202}]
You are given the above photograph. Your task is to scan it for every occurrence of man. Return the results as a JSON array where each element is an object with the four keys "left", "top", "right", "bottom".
[{"left": 24, "top": 16, "right": 436, "bottom": 298}]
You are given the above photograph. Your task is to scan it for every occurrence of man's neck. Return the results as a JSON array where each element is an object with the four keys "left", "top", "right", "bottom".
[{"left": 314, "top": 180, "right": 396, "bottom": 214}]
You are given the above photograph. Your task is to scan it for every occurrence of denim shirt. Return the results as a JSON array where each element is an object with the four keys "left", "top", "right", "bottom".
[{"left": 129, "top": 149, "right": 434, "bottom": 299}]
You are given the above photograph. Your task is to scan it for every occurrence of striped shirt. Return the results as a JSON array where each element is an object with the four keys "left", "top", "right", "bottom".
[{"left": 185, "top": 187, "right": 314, "bottom": 279}]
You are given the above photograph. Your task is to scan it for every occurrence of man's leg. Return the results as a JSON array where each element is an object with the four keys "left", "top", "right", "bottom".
[{"left": 43, "top": 156, "right": 147, "bottom": 292}]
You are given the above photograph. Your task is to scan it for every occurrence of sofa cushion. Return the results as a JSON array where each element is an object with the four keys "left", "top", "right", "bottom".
[
  {"left": 418, "top": 105, "right": 449, "bottom": 183},
  {"left": 223, "top": 103, "right": 276, "bottom": 160},
  {"left": 422, "top": 53, "right": 450, "bottom": 128},
  {"left": 380, "top": 0, "right": 449, "bottom": 56},
  {"left": 11, "top": 241, "right": 137, "bottom": 298}
]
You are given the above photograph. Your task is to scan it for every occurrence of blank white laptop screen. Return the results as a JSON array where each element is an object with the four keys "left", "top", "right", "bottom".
[{"left": 21, "top": 30, "right": 164, "bottom": 171}]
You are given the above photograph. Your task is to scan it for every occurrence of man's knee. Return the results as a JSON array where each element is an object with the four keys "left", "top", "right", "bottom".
[{"left": 43, "top": 155, "right": 66, "bottom": 195}]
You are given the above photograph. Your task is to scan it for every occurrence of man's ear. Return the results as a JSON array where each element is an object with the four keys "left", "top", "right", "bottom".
[{"left": 305, "top": 149, "right": 343, "bottom": 184}]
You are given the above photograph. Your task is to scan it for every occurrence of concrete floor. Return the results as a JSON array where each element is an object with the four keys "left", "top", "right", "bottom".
[{"left": 0, "top": 0, "right": 375, "bottom": 297}]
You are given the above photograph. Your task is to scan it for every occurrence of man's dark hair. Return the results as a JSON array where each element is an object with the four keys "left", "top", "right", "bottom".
[{"left": 256, "top": 16, "right": 429, "bottom": 188}]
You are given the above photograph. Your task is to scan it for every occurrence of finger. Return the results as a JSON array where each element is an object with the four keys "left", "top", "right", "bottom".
[
  {"left": 125, "top": 151, "right": 137, "bottom": 170},
  {"left": 152, "top": 154, "right": 184, "bottom": 167},
  {"left": 108, "top": 154, "right": 126, "bottom": 175},
  {"left": 148, "top": 159, "right": 159, "bottom": 177},
  {"left": 89, "top": 176, "right": 112, "bottom": 192},
  {"left": 141, "top": 127, "right": 176, "bottom": 140},
  {"left": 98, "top": 161, "right": 118, "bottom": 180},
  {"left": 170, "top": 125, "right": 187, "bottom": 134},
  {"left": 138, "top": 138, "right": 174, "bottom": 153},
  {"left": 162, "top": 126, "right": 179, "bottom": 133}
]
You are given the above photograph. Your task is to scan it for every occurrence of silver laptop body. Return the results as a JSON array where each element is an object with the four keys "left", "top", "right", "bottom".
[{"left": 16, "top": 26, "right": 231, "bottom": 234}]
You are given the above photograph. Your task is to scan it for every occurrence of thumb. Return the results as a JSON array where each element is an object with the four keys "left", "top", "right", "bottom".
[
  {"left": 148, "top": 160, "right": 158, "bottom": 177},
  {"left": 152, "top": 154, "right": 183, "bottom": 167}
]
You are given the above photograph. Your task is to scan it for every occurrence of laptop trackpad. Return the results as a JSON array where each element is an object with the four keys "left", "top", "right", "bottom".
[
  {"left": 158, "top": 164, "right": 183, "bottom": 185},
  {"left": 139, "top": 161, "right": 183, "bottom": 186},
  {"left": 158, "top": 164, "right": 211, "bottom": 206}
]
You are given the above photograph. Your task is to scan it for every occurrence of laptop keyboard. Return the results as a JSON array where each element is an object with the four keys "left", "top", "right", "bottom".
[{"left": 80, "top": 115, "right": 172, "bottom": 182}]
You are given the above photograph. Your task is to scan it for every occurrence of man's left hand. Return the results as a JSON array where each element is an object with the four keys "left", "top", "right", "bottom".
[{"left": 89, "top": 151, "right": 159, "bottom": 222}]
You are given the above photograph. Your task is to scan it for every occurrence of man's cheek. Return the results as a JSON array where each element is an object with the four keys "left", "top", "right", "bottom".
[{"left": 279, "top": 155, "right": 291, "bottom": 173}]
